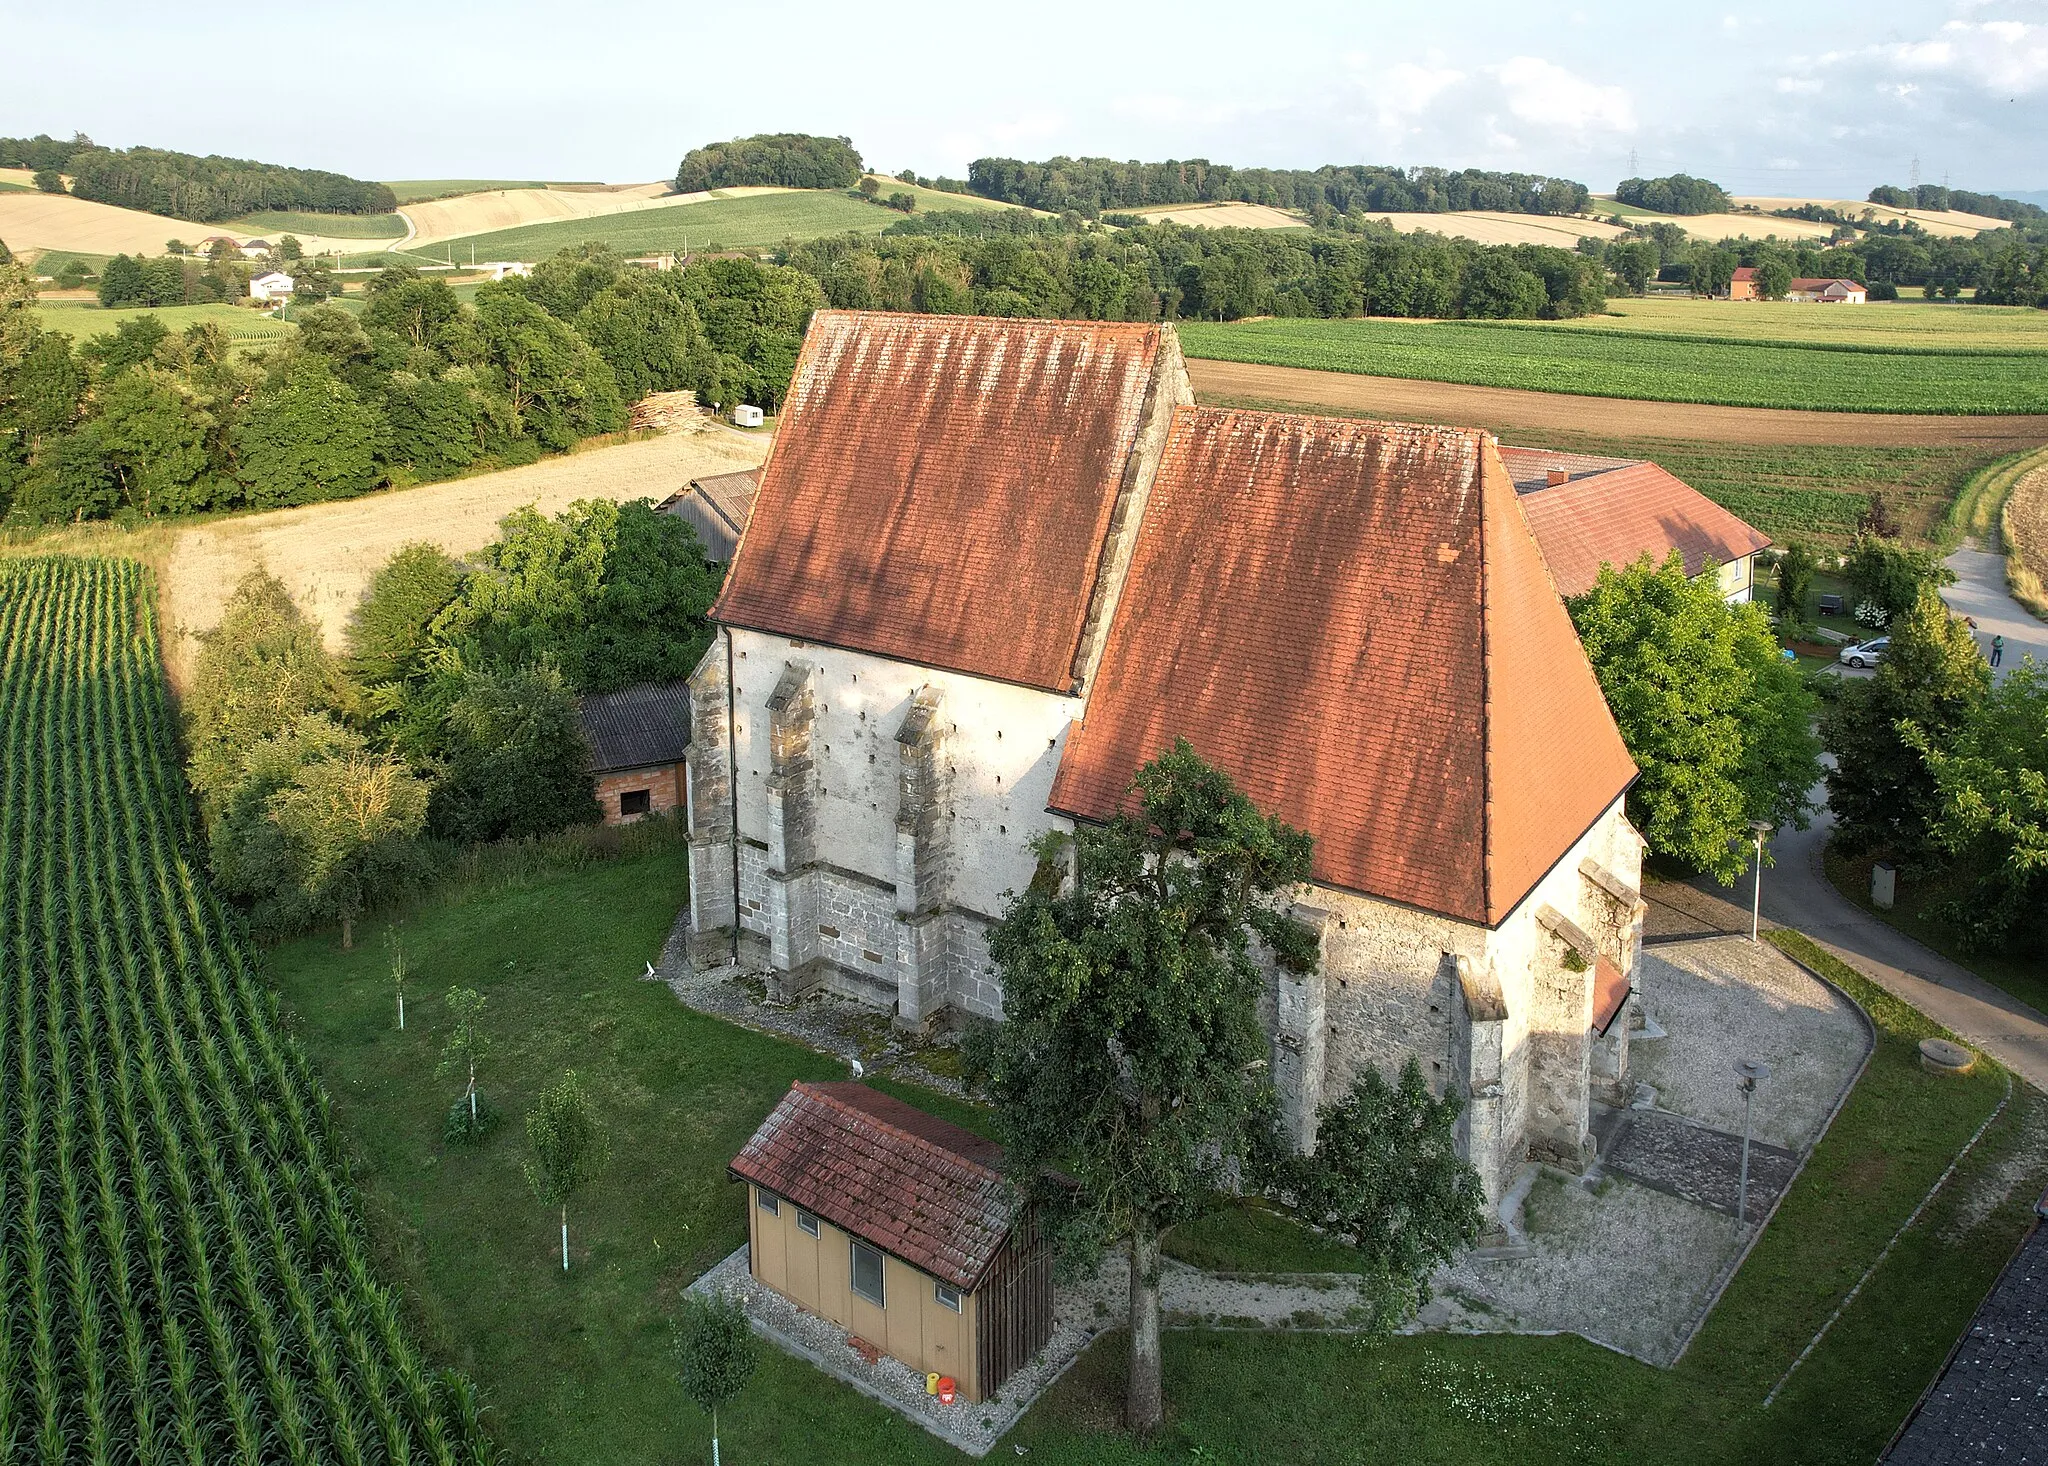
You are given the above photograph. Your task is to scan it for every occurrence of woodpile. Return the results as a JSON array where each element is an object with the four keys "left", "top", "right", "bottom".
[{"left": 629, "top": 390, "right": 711, "bottom": 435}]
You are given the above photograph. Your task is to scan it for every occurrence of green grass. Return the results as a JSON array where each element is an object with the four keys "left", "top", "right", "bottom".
[
  {"left": 26, "top": 248, "right": 111, "bottom": 279},
  {"left": 1163, "top": 1196, "right": 1375, "bottom": 1274},
  {"left": 1941, "top": 446, "right": 2048, "bottom": 550},
  {"left": 383, "top": 180, "right": 559, "bottom": 204},
  {"left": 30, "top": 299, "right": 295, "bottom": 344},
  {"left": 1176, "top": 317, "right": 2048, "bottom": 414},
  {"left": 442, "top": 189, "right": 984, "bottom": 262},
  {"left": 268, "top": 850, "right": 2048, "bottom": 1464},
  {"left": 1821, "top": 846, "right": 2048, "bottom": 1016},
  {"left": 1566, "top": 295, "right": 2048, "bottom": 350},
  {"left": 222, "top": 209, "right": 409, "bottom": 239}
]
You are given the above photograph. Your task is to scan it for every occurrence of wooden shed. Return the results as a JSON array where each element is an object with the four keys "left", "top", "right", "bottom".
[
  {"left": 729, "top": 1082, "right": 1052, "bottom": 1403},
  {"left": 656, "top": 468, "right": 758, "bottom": 564}
]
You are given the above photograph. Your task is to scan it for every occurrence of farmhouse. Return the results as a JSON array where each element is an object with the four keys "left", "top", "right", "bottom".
[
  {"left": 577, "top": 681, "right": 690, "bottom": 824},
  {"left": 731, "top": 1081, "right": 1052, "bottom": 1403},
  {"left": 657, "top": 468, "right": 759, "bottom": 563},
  {"left": 684, "top": 311, "right": 1647, "bottom": 1207},
  {"left": 1500, "top": 447, "right": 1771, "bottom": 601},
  {"left": 1787, "top": 277, "right": 1867, "bottom": 303},
  {"left": 1726, "top": 266, "right": 1760, "bottom": 301},
  {"left": 248, "top": 270, "right": 294, "bottom": 302},
  {"left": 239, "top": 238, "right": 273, "bottom": 260}
]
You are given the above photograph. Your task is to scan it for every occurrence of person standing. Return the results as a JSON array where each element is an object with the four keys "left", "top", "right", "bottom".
[{"left": 1991, "top": 634, "right": 2005, "bottom": 668}]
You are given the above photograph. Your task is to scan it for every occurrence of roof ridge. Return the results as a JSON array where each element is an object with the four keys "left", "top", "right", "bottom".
[
  {"left": 793, "top": 1082, "right": 1005, "bottom": 1183},
  {"left": 809, "top": 307, "right": 1162, "bottom": 334},
  {"left": 1477, "top": 439, "right": 1496, "bottom": 924}
]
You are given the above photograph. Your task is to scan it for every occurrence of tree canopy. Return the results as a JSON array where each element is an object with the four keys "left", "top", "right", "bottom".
[
  {"left": 674, "top": 133, "right": 864, "bottom": 192},
  {"left": 1615, "top": 174, "right": 1731, "bottom": 215},
  {"left": 1569, "top": 552, "right": 1821, "bottom": 880},
  {"left": 971, "top": 740, "right": 1316, "bottom": 1430},
  {"left": 967, "top": 157, "right": 1589, "bottom": 217}
]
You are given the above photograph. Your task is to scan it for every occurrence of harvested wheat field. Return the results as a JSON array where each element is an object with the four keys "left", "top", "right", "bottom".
[
  {"left": 1372, "top": 211, "right": 1632, "bottom": 247},
  {"left": 1186, "top": 358, "right": 2048, "bottom": 448},
  {"left": 0, "top": 189, "right": 370, "bottom": 259},
  {"left": 1729, "top": 197, "right": 2012, "bottom": 238},
  {"left": 2004, "top": 461, "right": 2048, "bottom": 617},
  {"left": 146, "top": 421, "right": 768, "bottom": 684},
  {"left": 402, "top": 183, "right": 786, "bottom": 246},
  {"left": 1132, "top": 202, "right": 1309, "bottom": 230}
]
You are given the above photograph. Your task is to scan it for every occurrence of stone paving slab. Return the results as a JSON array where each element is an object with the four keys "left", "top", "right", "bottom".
[{"left": 1606, "top": 1110, "right": 1801, "bottom": 1219}]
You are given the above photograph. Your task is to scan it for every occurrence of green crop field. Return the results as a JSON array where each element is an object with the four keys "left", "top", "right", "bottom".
[
  {"left": 222, "top": 210, "right": 409, "bottom": 239},
  {"left": 382, "top": 180, "right": 556, "bottom": 204},
  {"left": 26, "top": 250, "right": 111, "bottom": 279},
  {"left": 32, "top": 299, "right": 295, "bottom": 345},
  {"left": 1557, "top": 296, "right": 2048, "bottom": 350},
  {"left": 0, "top": 557, "right": 489, "bottom": 1464},
  {"left": 1177, "top": 317, "right": 2048, "bottom": 414},
  {"left": 443, "top": 188, "right": 1005, "bottom": 262}
]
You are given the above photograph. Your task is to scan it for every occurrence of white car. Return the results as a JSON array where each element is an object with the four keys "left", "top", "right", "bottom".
[{"left": 1839, "top": 637, "right": 1889, "bottom": 669}]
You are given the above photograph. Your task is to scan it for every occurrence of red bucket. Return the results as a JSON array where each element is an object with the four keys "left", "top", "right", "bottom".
[{"left": 937, "top": 1377, "right": 956, "bottom": 1405}]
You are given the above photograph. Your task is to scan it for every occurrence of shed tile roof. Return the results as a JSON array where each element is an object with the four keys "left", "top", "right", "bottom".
[
  {"left": 1049, "top": 408, "right": 1636, "bottom": 926},
  {"left": 1790, "top": 277, "right": 1865, "bottom": 292},
  {"left": 710, "top": 310, "right": 1171, "bottom": 693},
  {"left": 577, "top": 681, "right": 691, "bottom": 774},
  {"left": 731, "top": 1082, "right": 1014, "bottom": 1292},
  {"left": 1884, "top": 1202, "right": 2048, "bottom": 1464},
  {"left": 1500, "top": 447, "right": 1771, "bottom": 598}
]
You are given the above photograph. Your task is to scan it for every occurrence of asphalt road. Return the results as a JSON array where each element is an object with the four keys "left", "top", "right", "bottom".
[{"left": 1944, "top": 544, "right": 2046, "bottom": 682}]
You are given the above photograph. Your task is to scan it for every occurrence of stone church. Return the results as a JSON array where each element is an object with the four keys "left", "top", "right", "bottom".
[{"left": 682, "top": 310, "right": 1648, "bottom": 1206}]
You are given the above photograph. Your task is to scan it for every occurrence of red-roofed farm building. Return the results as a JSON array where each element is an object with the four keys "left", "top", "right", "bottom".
[
  {"left": 685, "top": 311, "right": 1653, "bottom": 1205},
  {"left": 730, "top": 1082, "right": 1051, "bottom": 1402}
]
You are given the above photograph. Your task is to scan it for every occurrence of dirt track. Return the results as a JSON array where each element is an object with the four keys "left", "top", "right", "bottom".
[{"left": 1186, "top": 359, "right": 2048, "bottom": 449}]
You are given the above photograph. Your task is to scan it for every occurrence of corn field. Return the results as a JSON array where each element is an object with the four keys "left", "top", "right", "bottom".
[{"left": 0, "top": 558, "right": 490, "bottom": 1465}]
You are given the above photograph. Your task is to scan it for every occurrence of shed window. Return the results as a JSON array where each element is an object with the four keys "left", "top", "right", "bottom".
[
  {"left": 620, "top": 788, "right": 652, "bottom": 818},
  {"left": 797, "top": 1209, "right": 819, "bottom": 1238},
  {"left": 757, "top": 1189, "right": 779, "bottom": 1216},
  {"left": 850, "top": 1240, "right": 885, "bottom": 1306},
  {"left": 934, "top": 1282, "right": 962, "bottom": 1313}
]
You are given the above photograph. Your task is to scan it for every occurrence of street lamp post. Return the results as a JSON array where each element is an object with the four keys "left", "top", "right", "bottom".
[
  {"left": 1735, "top": 1059, "right": 1772, "bottom": 1224},
  {"left": 1749, "top": 820, "right": 1774, "bottom": 942}
]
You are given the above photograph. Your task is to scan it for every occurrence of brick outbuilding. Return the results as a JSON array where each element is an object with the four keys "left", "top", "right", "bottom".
[{"left": 578, "top": 681, "right": 691, "bottom": 824}]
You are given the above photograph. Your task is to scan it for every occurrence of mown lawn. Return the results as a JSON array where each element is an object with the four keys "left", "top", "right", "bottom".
[
  {"left": 267, "top": 854, "right": 2047, "bottom": 1465},
  {"left": 1175, "top": 317, "right": 2048, "bottom": 414}
]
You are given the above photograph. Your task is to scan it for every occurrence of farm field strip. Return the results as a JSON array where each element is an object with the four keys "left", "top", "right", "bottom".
[
  {"left": 1177, "top": 317, "right": 2048, "bottom": 414},
  {"left": 399, "top": 182, "right": 782, "bottom": 248},
  {"left": 31, "top": 301, "right": 295, "bottom": 344},
  {"left": 0, "top": 557, "right": 485, "bottom": 1464},
  {"left": 223, "top": 210, "right": 409, "bottom": 240},
  {"left": 437, "top": 189, "right": 953, "bottom": 261},
  {"left": 1550, "top": 298, "right": 2048, "bottom": 351}
]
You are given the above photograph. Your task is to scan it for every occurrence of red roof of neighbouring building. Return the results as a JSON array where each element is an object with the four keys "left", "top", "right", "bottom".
[
  {"left": 1731, "top": 266, "right": 1757, "bottom": 281},
  {"left": 729, "top": 1082, "right": 1015, "bottom": 1291},
  {"left": 710, "top": 311, "right": 1171, "bottom": 693},
  {"left": 1048, "top": 408, "right": 1637, "bottom": 926},
  {"left": 1499, "top": 447, "right": 1771, "bottom": 597},
  {"left": 1593, "top": 955, "right": 1631, "bottom": 1035}
]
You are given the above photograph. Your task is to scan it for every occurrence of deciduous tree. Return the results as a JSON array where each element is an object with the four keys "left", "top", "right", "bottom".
[
  {"left": 1570, "top": 552, "right": 1821, "bottom": 880},
  {"left": 524, "top": 1071, "right": 611, "bottom": 1272},
  {"left": 677, "top": 1291, "right": 757, "bottom": 1465},
  {"left": 970, "top": 740, "right": 1317, "bottom": 1432}
]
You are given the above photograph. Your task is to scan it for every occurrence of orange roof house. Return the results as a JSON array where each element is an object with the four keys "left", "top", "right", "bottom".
[
  {"left": 1498, "top": 447, "right": 1771, "bottom": 601},
  {"left": 1726, "top": 265, "right": 1760, "bottom": 301},
  {"left": 684, "top": 311, "right": 1651, "bottom": 1211}
]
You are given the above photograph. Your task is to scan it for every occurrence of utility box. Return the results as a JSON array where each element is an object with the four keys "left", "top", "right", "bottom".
[
  {"left": 732, "top": 404, "right": 765, "bottom": 428},
  {"left": 1872, "top": 861, "right": 1896, "bottom": 910}
]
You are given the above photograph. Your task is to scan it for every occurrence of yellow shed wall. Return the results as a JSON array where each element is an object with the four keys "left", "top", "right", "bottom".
[{"left": 747, "top": 1186, "right": 981, "bottom": 1400}]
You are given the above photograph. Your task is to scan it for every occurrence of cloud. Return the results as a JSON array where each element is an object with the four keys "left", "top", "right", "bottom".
[
  {"left": 1486, "top": 56, "right": 1637, "bottom": 134},
  {"left": 1776, "top": 76, "right": 1823, "bottom": 94},
  {"left": 1824, "top": 18, "right": 2048, "bottom": 96}
]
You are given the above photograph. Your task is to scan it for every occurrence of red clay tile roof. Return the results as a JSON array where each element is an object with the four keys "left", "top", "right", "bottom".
[
  {"left": 1500, "top": 447, "right": 1771, "bottom": 597},
  {"left": 1593, "top": 955, "right": 1630, "bottom": 1036},
  {"left": 1048, "top": 408, "right": 1636, "bottom": 926},
  {"left": 1731, "top": 266, "right": 1757, "bottom": 281},
  {"left": 730, "top": 1082, "right": 1014, "bottom": 1291},
  {"left": 710, "top": 310, "right": 1169, "bottom": 693}
]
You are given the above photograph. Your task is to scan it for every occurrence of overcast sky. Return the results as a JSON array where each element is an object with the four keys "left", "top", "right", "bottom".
[{"left": 6, "top": 0, "right": 2043, "bottom": 196}]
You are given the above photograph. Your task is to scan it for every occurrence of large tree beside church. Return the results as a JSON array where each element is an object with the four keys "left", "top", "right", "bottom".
[{"left": 970, "top": 741, "right": 1319, "bottom": 1432}]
